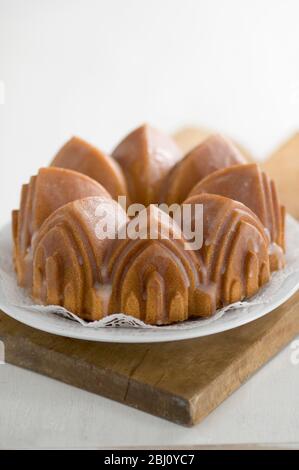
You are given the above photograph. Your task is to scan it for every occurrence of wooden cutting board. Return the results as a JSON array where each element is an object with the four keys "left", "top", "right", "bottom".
[{"left": 1, "top": 291, "right": 299, "bottom": 426}]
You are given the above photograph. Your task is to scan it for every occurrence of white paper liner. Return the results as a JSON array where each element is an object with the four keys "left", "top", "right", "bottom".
[{"left": 0, "top": 215, "right": 299, "bottom": 331}]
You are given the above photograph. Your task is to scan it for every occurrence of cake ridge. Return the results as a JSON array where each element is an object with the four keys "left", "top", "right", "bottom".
[
  {"left": 188, "top": 163, "right": 285, "bottom": 272},
  {"left": 161, "top": 133, "right": 246, "bottom": 205},
  {"left": 32, "top": 196, "right": 128, "bottom": 320},
  {"left": 112, "top": 124, "right": 182, "bottom": 206},
  {"left": 183, "top": 193, "right": 270, "bottom": 308},
  {"left": 13, "top": 167, "right": 112, "bottom": 288},
  {"left": 51, "top": 136, "right": 128, "bottom": 201}
]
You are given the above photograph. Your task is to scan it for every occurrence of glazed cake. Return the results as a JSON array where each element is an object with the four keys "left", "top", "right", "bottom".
[
  {"left": 12, "top": 124, "right": 286, "bottom": 324},
  {"left": 12, "top": 167, "right": 111, "bottom": 288},
  {"left": 188, "top": 163, "right": 285, "bottom": 271}
]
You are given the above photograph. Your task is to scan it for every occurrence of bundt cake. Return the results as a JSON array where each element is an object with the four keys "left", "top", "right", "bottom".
[
  {"left": 173, "top": 126, "right": 255, "bottom": 161},
  {"left": 183, "top": 193, "right": 271, "bottom": 307},
  {"left": 31, "top": 196, "right": 128, "bottom": 320},
  {"left": 12, "top": 167, "right": 111, "bottom": 288},
  {"left": 12, "top": 124, "right": 286, "bottom": 325},
  {"left": 50, "top": 136, "right": 128, "bottom": 201},
  {"left": 105, "top": 197, "right": 270, "bottom": 323},
  {"left": 161, "top": 134, "right": 246, "bottom": 205},
  {"left": 112, "top": 124, "right": 182, "bottom": 206},
  {"left": 188, "top": 163, "right": 285, "bottom": 271}
]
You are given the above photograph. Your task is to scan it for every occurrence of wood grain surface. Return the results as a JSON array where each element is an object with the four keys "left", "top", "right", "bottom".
[{"left": 1, "top": 290, "right": 299, "bottom": 426}]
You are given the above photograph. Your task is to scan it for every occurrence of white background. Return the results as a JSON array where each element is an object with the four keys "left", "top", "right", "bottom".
[
  {"left": 1, "top": 0, "right": 299, "bottom": 448},
  {"left": 1, "top": 0, "right": 299, "bottom": 227}
]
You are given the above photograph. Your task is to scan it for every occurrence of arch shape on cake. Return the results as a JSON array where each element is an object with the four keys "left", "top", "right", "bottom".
[
  {"left": 188, "top": 163, "right": 285, "bottom": 271},
  {"left": 161, "top": 134, "right": 246, "bottom": 205},
  {"left": 112, "top": 124, "right": 182, "bottom": 206},
  {"left": 183, "top": 193, "right": 271, "bottom": 306},
  {"left": 32, "top": 197, "right": 128, "bottom": 320},
  {"left": 106, "top": 206, "right": 217, "bottom": 324},
  {"left": 12, "top": 167, "right": 111, "bottom": 288},
  {"left": 50, "top": 136, "right": 128, "bottom": 200}
]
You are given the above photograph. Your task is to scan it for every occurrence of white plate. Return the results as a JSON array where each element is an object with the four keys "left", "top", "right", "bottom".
[{"left": 1, "top": 216, "right": 299, "bottom": 343}]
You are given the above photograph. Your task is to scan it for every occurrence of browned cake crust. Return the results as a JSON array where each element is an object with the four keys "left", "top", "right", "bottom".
[
  {"left": 12, "top": 126, "right": 286, "bottom": 325},
  {"left": 161, "top": 134, "right": 246, "bottom": 205},
  {"left": 12, "top": 167, "right": 111, "bottom": 287},
  {"left": 51, "top": 136, "right": 128, "bottom": 201},
  {"left": 188, "top": 163, "right": 285, "bottom": 271},
  {"left": 112, "top": 124, "right": 182, "bottom": 206}
]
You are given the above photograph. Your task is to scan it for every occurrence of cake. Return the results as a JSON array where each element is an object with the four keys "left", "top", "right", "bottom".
[
  {"left": 12, "top": 167, "right": 111, "bottom": 288},
  {"left": 161, "top": 134, "right": 246, "bottom": 205},
  {"left": 183, "top": 193, "right": 270, "bottom": 307},
  {"left": 188, "top": 163, "right": 285, "bottom": 271},
  {"left": 112, "top": 124, "right": 182, "bottom": 206},
  {"left": 50, "top": 136, "right": 128, "bottom": 201},
  {"left": 12, "top": 124, "right": 286, "bottom": 325},
  {"left": 106, "top": 196, "right": 270, "bottom": 323},
  {"left": 173, "top": 126, "right": 212, "bottom": 154},
  {"left": 173, "top": 126, "right": 255, "bottom": 161},
  {"left": 31, "top": 196, "right": 128, "bottom": 319}
]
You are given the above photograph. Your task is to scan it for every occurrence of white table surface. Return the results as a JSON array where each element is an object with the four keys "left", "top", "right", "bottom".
[{"left": 0, "top": 335, "right": 299, "bottom": 449}]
